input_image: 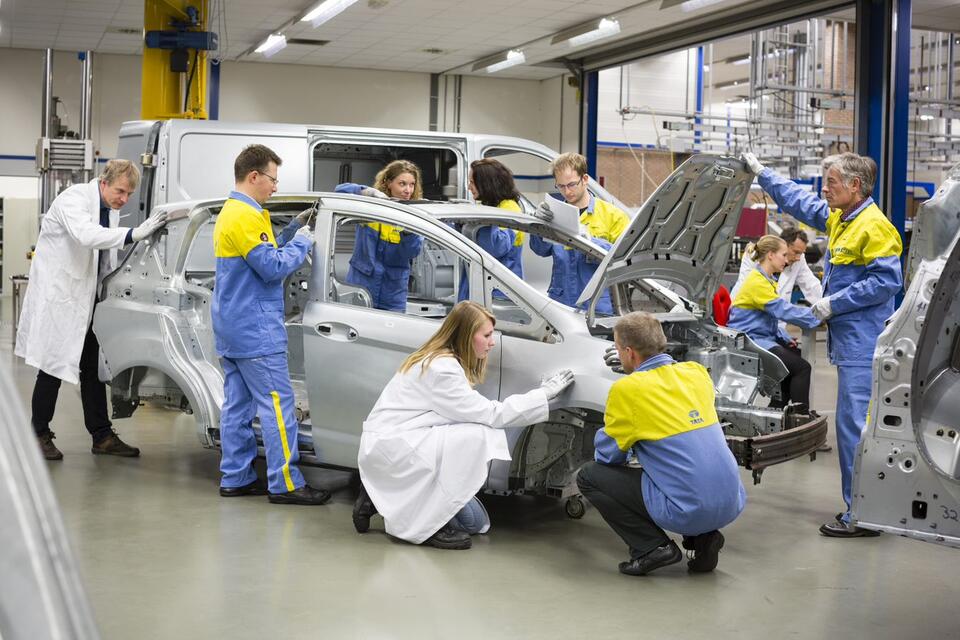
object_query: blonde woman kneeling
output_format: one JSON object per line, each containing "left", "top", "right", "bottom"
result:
{"left": 353, "top": 301, "right": 575, "bottom": 550}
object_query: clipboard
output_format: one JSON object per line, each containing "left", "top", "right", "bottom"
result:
{"left": 543, "top": 194, "right": 582, "bottom": 237}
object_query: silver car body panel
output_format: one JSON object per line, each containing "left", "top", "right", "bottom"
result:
{"left": 0, "top": 363, "right": 99, "bottom": 639}
{"left": 852, "top": 168, "right": 960, "bottom": 547}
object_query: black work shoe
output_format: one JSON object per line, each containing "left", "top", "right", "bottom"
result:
{"left": 38, "top": 431, "right": 63, "bottom": 461}
{"left": 618, "top": 541, "right": 682, "bottom": 576}
{"left": 352, "top": 484, "right": 377, "bottom": 533}
{"left": 220, "top": 480, "right": 268, "bottom": 497}
{"left": 91, "top": 431, "right": 140, "bottom": 457}
{"left": 424, "top": 525, "right": 472, "bottom": 550}
{"left": 819, "top": 520, "right": 881, "bottom": 538}
{"left": 268, "top": 484, "right": 331, "bottom": 505}
{"left": 686, "top": 531, "right": 725, "bottom": 573}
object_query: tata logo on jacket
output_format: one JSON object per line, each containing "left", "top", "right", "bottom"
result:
{"left": 688, "top": 409, "right": 704, "bottom": 425}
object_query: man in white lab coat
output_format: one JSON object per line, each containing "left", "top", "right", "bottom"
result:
{"left": 16, "top": 160, "right": 168, "bottom": 460}
{"left": 730, "top": 226, "right": 822, "bottom": 306}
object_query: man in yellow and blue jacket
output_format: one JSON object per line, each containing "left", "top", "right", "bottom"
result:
{"left": 212, "top": 145, "right": 330, "bottom": 505}
{"left": 577, "top": 312, "right": 746, "bottom": 576}
{"left": 530, "top": 152, "right": 629, "bottom": 314}
{"left": 743, "top": 151, "right": 902, "bottom": 537}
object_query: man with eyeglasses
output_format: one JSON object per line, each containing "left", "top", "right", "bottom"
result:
{"left": 212, "top": 144, "right": 330, "bottom": 505}
{"left": 531, "top": 152, "right": 629, "bottom": 314}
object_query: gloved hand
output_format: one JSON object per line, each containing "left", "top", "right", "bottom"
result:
{"left": 295, "top": 223, "right": 314, "bottom": 243}
{"left": 579, "top": 223, "right": 592, "bottom": 239}
{"left": 360, "top": 187, "right": 389, "bottom": 199}
{"left": 741, "top": 152, "right": 765, "bottom": 175}
{"left": 534, "top": 201, "right": 554, "bottom": 222}
{"left": 131, "top": 211, "right": 169, "bottom": 242}
{"left": 603, "top": 345, "right": 624, "bottom": 373}
{"left": 811, "top": 296, "right": 833, "bottom": 321}
{"left": 540, "top": 369, "right": 575, "bottom": 400}
{"left": 295, "top": 206, "right": 317, "bottom": 227}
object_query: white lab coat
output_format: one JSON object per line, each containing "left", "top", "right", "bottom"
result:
{"left": 15, "top": 179, "right": 129, "bottom": 385}
{"left": 730, "top": 253, "right": 823, "bottom": 304}
{"left": 358, "top": 355, "right": 549, "bottom": 544}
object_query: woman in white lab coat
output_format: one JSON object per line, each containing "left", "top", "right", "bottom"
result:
{"left": 354, "top": 301, "right": 575, "bottom": 550}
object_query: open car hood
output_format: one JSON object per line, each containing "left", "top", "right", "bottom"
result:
{"left": 577, "top": 155, "right": 751, "bottom": 318}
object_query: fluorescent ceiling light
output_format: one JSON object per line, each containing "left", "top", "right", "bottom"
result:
{"left": 301, "top": 0, "right": 359, "bottom": 28}
{"left": 661, "top": 0, "right": 726, "bottom": 11}
{"left": 551, "top": 17, "right": 621, "bottom": 48}
{"left": 255, "top": 34, "right": 287, "bottom": 57}
{"left": 472, "top": 49, "right": 525, "bottom": 73}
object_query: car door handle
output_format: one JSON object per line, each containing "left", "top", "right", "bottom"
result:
{"left": 315, "top": 322, "right": 359, "bottom": 342}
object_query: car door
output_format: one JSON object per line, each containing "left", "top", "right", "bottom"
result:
{"left": 302, "top": 197, "right": 500, "bottom": 468}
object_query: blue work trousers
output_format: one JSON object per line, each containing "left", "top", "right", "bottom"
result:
{"left": 449, "top": 497, "right": 490, "bottom": 534}
{"left": 219, "top": 353, "right": 305, "bottom": 495}
{"left": 836, "top": 364, "right": 872, "bottom": 522}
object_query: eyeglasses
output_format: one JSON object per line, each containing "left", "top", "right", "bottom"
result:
{"left": 555, "top": 177, "right": 584, "bottom": 191}
{"left": 258, "top": 171, "right": 279, "bottom": 185}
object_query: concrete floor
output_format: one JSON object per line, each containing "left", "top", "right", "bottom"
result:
{"left": 5, "top": 331, "right": 959, "bottom": 640}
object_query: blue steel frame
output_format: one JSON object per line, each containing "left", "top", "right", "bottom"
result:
{"left": 209, "top": 60, "right": 221, "bottom": 120}
{"left": 855, "top": 0, "right": 911, "bottom": 239}
{"left": 582, "top": 70, "right": 599, "bottom": 177}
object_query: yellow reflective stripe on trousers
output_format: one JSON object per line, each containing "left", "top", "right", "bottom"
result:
{"left": 270, "top": 391, "right": 296, "bottom": 491}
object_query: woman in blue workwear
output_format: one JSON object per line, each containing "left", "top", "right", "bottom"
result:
{"left": 742, "top": 151, "right": 902, "bottom": 538}
{"left": 728, "top": 235, "right": 821, "bottom": 413}
{"left": 458, "top": 158, "right": 525, "bottom": 300}
{"left": 335, "top": 160, "right": 424, "bottom": 312}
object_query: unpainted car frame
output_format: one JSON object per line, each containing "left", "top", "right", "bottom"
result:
{"left": 93, "top": 155, "right": 826, "bottom": 519}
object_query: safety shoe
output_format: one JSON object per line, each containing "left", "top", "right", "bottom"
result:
{"left": 220, "top": 480, "right": 268, "bottom": 497}
{"left": 683, "top": 531, "right": 725, "bottom": 573}
{"left": 819, "top": 520, "right": 881, "bottom": 538}
{"left": 424, "top": 525, "right": 472, "bottom": 550}
{"left": 38, "top": 431, "right": 63, "bottom": 461}
{"left": 91, "top": 431, "right": 140, "bottom": 457}
{"left": 268, "top": 484, "right": 331, "bottom": 505}
{"left": 618, "top": 541, "right": 682, "bottom": 576}
{"left": 352, "top": 484, "right": 378, "bottom": 533}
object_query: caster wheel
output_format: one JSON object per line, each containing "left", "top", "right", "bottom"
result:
{"left": 565, "top": 496, "right": 586, "bottom": 519}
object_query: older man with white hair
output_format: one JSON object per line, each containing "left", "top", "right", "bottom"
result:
{"left": 17, "top": 159, "right": 169, "bottom": 460}
{"left": 742, "top": 151, "right": 903, "bottom": 538}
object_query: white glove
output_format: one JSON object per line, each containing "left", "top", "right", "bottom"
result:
{"left": 360, "top": 187, "right": 389, "bottom": 199}
{"left": 579, "top": 223, "right": 592, "bottom": 239}
{"left": 295, "top": 224, "right": 314, "bottom": 243}
{"left": 540, "top": 369, "right": 575, "bottom": 400}
{"left": 603, "top": 345, "right": 624, "bottom": 374}
{"left": 295, "top": 206, "right": 316, "bottom": 226}
{"left": 741, "top": 152, "right": 764, "bottom": 175}
{"left": 535, "top": 201, "right": 554, "bottom": 222}
{"left": 131, "top": 211, "right": 169, "bottom": 242}
{"left": 811, "top": 296, "right": 832, "bottom": 321}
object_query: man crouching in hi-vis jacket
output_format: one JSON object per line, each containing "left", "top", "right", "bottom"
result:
{"left": 17, "top": 159, "right": 169, "bottom": 461}
{"left": 577, "top": 312, "right": 747, "bottom": 576}
{"left": 354, "top": 301, "right": 575, "bottom": 550}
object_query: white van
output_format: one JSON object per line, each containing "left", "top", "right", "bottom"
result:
{"left": 114, "top": 119, "right": 629, "bottom": 227}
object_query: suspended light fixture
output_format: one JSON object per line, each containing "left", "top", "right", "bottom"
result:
{"left": 301, "top": 0, "right": 359, "bottom": 28}
{"left": 472, "top": 49, "right": 526, "bottom": 74}
{"left": 255, "top": 34, "right": 287, "bottom": 57}
{"left": 551, "top": 17, "right": 621, "bottom": 48}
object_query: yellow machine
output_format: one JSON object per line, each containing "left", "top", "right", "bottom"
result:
{"left": 141, "top": 0, "right": 215, "bottom": 120}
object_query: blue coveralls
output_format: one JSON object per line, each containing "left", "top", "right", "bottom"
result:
{"left": 529, "top": 195, "right": 628, "bottom": 314}
{"left": 727, "top": 266, "right": 821, "bottom": 349}
{"left": 212, "top": 191, "right": 312, "bottom": 494}
{"left": 756, "top": 170, "right": 903, "bottom": 521}
{"left": 456, "top": 198, "right": 525, "bottom": 300}
{"left": 335, "top": 183, "right": 424, "bottom": 312}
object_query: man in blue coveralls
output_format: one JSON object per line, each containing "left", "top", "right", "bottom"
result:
{"left": 212, "top": 144, "right": 330, "bottom": 505}
{"left": 577, "top": 312, "right": 746, "bottom": 576}
{"left": 743, "top": 151, "right": 903, "bottom": 537}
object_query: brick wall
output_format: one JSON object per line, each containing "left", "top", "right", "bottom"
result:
{"left": 597, "top": 148, "right": 689, "bottom": 208}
